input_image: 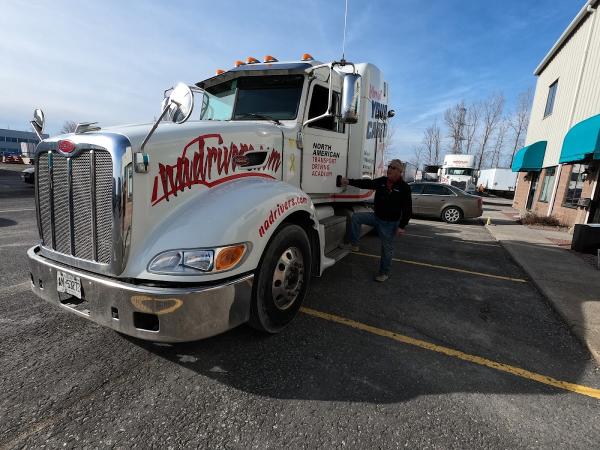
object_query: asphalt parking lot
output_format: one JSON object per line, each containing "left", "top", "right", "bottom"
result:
{"left": 1, "top": 164, "right": 600, "bottom": 448}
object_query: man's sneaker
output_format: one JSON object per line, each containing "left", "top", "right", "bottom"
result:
{"left": 374, "top": 273, "right": 389, "bottom": 282}
{"left": 339, "top": 243, "right": 360, "bottom": 252}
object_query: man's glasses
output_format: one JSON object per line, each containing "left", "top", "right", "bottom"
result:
{"left": 388, "top": 165, "right": 402, "bottom": 171}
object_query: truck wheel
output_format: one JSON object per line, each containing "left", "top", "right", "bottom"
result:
{"left": 249, "top": 224, "right": 312, "bottom": 333}
{"left": 442, "top": 206, "right": 463, "bottom": 224}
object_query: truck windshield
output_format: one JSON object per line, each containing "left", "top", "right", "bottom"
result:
{"left": 447, "top": 168, "right": 473, "bottom": 176}
{"left": 200, "top": 75, "right": 304, "bottom": 121}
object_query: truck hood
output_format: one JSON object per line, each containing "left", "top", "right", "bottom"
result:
{"left": 98, "top": 119, "right": 284, "bottom": 153}
{"left": 122, "top": 119, "right": 287, "bottom": 279}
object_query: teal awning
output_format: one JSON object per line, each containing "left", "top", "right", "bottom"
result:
{"left": 511, "top": 141, "right": 547, "bottom": 172}
{"left": 559, "top": 113, "right": 600, "bottom": 163}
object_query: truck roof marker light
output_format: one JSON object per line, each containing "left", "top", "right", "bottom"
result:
{"left": 263, "top": 55, "right": 278, "bottom": 63}
{"left": 246, "top": 56, "right": 260, "bottom": 64}
{"left": 301, "top": 53, "right": 314, "bottom": 61}
{"left": 234, "top": 60, "right": 244, "bottom": 67}
{"left": 215, "top": 69, "right": 225, "bottom": 75}
{"left": 215, "top": 244, "right": 246, "bottom": 271}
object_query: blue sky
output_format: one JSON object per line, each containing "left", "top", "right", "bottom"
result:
{"left": 0, "top": 0, "right": 582, "bottom": 161}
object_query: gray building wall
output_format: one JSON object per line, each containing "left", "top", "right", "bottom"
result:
{"left": 0, "top": 128, "right": 48, "bottom": 156}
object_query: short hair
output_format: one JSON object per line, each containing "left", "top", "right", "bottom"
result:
{"left": 389, "top": 159, "right": 404, "bottom": 171}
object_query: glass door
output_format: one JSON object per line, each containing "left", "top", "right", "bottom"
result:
{"left": 526, "top": 173, "right": 539, "bottom": 210}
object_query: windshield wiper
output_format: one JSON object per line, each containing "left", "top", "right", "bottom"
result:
{"left": 236, "top": 113, "right": 281, "bottom": 125}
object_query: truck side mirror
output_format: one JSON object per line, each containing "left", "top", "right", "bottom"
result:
{"left": 165, "top": 82, "right": 194, "bottom": 124}
{"left": 31, "top": 109, "right": 45, "bottom": 141}
{"left": 341, "top": 73, "right": 361, "bottom": 124}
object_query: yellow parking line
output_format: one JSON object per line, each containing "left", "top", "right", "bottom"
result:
{"left": 355, "top": 252, "right": 527, "bottom": 283}
{"left": 300, "top": 307, "right": 600, "bottom": 400}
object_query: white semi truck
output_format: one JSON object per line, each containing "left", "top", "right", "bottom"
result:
{"left": 27, "top": 55, "right": 400, "bottom": 342}
{"left": 438, "top": 154, "right": 476, "bottom": 192}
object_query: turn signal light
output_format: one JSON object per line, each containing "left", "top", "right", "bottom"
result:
{"left": 215, "top": 69, "right": 225, "bottom": 75}
{"left": 234, "top": 60, "right": 244, "bottom": 67}
{"left": 263, "top": 55, "right": 278, "bottom": 63}
{"left": 215, "top": 245, "right": 246, "bottom": 271}
{"left": 246, "top": 56, "right": 259, "bottom": 64}
{"left": 302, "top": 53, "right": 314, "bottom": 61}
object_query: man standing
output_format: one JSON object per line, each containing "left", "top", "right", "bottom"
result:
{"left": 339, "top": 159, "right": 412, "bottom": 282}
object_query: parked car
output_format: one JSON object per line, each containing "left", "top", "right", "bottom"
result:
{"left": 4, "top": 154, "right": 24, "bottom": 164}
{"left": 21, "top": 167, "right": 35, "bottom": 184}
{"left": 409, "top": 182, "right": 483, "bottom": 223}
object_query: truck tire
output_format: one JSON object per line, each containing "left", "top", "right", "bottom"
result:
{"left": 442, "top": 206, "right": 463, "bottom": 224}
{"left": 249, "top": 223, "right": 312, "bottom": 333}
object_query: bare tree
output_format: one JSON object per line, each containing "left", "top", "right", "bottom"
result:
{"left": 464, "top": 102, "right": 481, "bottom": 155}
{"left": 444, "top": 101, "right": 467, "bottom": 154}
{"left": 476, "top": 93, "right": 505, "bottom": 171}
{"left": 508, "top": 88, "right": 533, "bottom": 166}
{"left": 489, "top": 120, "right": 508, "bottom": 168}
{"left": 410, "top": 145, "right": 424, "bottom": 172}
{"left": 60, "top": 120, "right": 78, "bottom": 134}
{"left": 422, "top": 120, "right": 442, "bottom": 165}
{"left": 382, "top": 123, "right": 396, "bottom": 164}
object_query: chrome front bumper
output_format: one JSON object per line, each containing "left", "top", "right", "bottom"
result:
{"left": 27, "top": 246, "right": 253, "bottom": 342}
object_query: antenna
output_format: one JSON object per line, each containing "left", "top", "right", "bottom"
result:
{"left": 342, "top": 0, "right": 348, "bottom": 61}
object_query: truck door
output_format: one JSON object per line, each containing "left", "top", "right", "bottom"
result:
{"left": 300, "top": 83, "right": 348, "bottom": 194}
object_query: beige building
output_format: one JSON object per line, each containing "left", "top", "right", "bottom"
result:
{"left": 512, "top": 0, "right": 600, "bottom": 227}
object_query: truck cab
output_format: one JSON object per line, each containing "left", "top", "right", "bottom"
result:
{"left": 27, "top": 55, "right": 396, "bottom": 342}
{"left": 438, "top": 154, "right": 476, "bottom": 192}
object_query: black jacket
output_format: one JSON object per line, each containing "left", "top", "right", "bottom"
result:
{"left": 348, "top": 177, "right": 412, "bottom": 228}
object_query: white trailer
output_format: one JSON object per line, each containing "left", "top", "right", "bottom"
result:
{"left": 27, "top": 55, "right": 402, "bottom": 342}
{"left": 477, "top": 168, "right": 517, "bottom": 197}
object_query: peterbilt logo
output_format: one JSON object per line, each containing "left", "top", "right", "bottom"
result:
{"left": 58, "top": 140, "right": 76, "bottom": 153}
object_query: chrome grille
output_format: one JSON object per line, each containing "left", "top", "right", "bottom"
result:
{"left": 72, "top": 153, "right": 93, "bottom": 260}
{"left": 451, "top": 180, "right": 467, "bottom": 190}
{"left": 36, "top": 154, "right": 52, "bottom": 248}
{"left": 53, "top": 156, "right": 71, "bottom": 254}
{"left": 95, "top": 152, "right": 114, "bottom": 264}
{"left": 36, "top": 150, "right": 114, "bottom": 264}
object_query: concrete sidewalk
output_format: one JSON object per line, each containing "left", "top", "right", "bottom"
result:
{"left": 482, "top": 201, "right": 600, "bottom": 364}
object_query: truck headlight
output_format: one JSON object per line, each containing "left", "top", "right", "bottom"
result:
{"left": 148, "top": 244, "right": 247, "bottom": 275}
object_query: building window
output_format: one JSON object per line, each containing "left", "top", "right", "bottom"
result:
{"left": 563, "top": 164, "right": 585, "bottom": 208}
{"left": 543, "top": 80, "right": 558, "bottom": 118}
{"left": 538, "top": 166, "right": 556, "bottom": 202}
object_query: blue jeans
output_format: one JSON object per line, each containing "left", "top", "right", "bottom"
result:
{"left": 349, "top": 212, "right": 399, "bottom": 275}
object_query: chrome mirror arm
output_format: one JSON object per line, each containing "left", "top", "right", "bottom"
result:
{"left": 30, "top": 120, "right": 44, "bottom": 141}
{"left": 140, "top": 99, "right": 181, "bottom": 153}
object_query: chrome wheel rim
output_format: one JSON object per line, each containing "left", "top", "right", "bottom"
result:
{"left": 444, "top": 208, "right": 460, "bottom": 223}
{"left": 272, "top": 246, "right": 304, "bottom": 310}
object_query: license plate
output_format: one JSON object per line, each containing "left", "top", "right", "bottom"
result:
{"left": 57, "top": 271, "right": 81, "bottom": 299}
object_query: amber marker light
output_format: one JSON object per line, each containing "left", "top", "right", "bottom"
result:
{"left": 301, "top": 53, "right": 314, "bottom": 61}
{"left": 246, "top": 56, "right": 260, "bottom": 64}
{"left": 215, "top": 244, "right": 247, "bottom": 271}
{"left": 263, "top": 55, "right": 278, "bottom": 63}
{"left": 234, "top": 60, "right": 244, "bottom": 67}
{"left": 215, "top": 69, "right": 225, "bottom": 75}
